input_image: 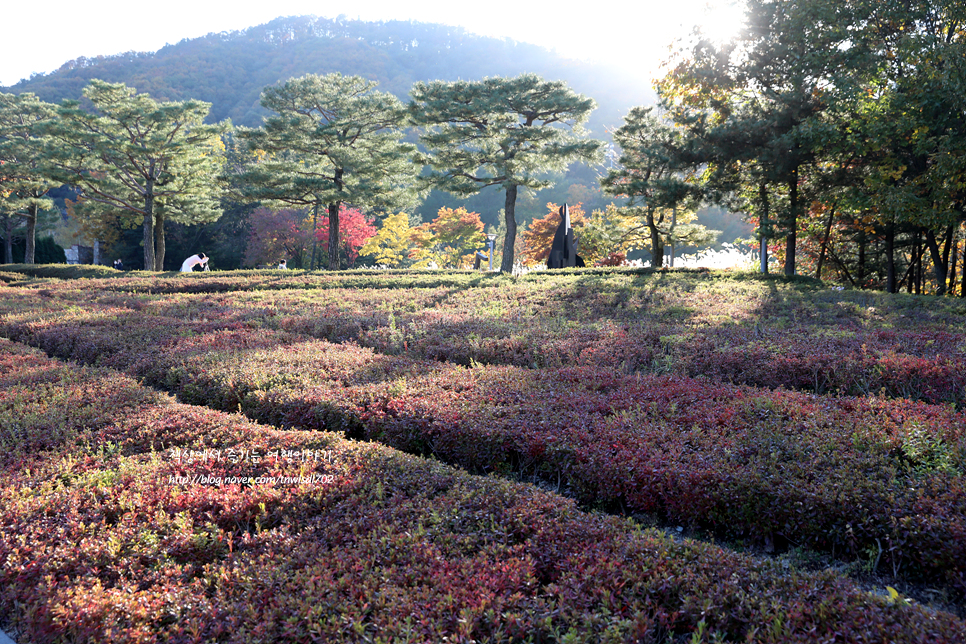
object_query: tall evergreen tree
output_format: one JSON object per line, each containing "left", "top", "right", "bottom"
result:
{"left": 40, "top": 80, "right": 227, "bottom": 270}
{"left": 600, "top": 106, "right": 708, "bottom": 265}
{"left": 410, "top": 73, "right": 603, "bottom": 272}
{"left": 0, "top": 92, "right": 57, "bottom": 264}
{"left": 235, "top": 73, "right": 419, "bottom": 271}
{"left": 660, "top": 0, "right": 866, "bottom": 276}
{"left": 853, "top": 0, "right": 966, "bottom": 293}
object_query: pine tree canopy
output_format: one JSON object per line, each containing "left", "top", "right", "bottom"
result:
{"left": 38, "top": 80, "right": 227, "bottom": 270}
{"left": 410, "top": 73, "right": 603, "bottom": 271}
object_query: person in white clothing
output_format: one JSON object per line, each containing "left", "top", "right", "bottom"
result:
{"left": 180, "top": 253, "right": 209, "bottom": 272}
{"left": 278, "top": 259, "right": 287, "bottom": 269}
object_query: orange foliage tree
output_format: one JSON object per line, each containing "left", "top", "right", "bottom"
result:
{"left": 411, "top": 207, "right": 485, "bottom": 268}
{"left": 522, "top": 203, "right": 587, "bottom": 264}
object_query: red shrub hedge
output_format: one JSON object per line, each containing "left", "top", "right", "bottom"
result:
{"left": 6, "top": 271, "right": 965, "bottom": 405}
{"left": 2, "top": 340, "right": 965, "bottom": 642}
{"left": 3, "top": 302, "right": 965, "bottom": 589}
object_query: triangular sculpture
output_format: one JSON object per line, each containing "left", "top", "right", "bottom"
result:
{"left": 547, "top": 203, "right": 584, "bottom": 268}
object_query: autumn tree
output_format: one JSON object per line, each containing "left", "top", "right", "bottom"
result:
{"left": 39, "top": 80, "right": 227, "bottom": 270}
{"left": 245, "top": 204, "right": 377, "bottom": 269}
{"left": 359, "top": 212, "right": 416, "bottom": 267}
{"left": 523, "top": 202, "right": 588, "bottom": 264}
{"left": 315, "top": 205, "right": 377, "bottom": 268}
{"left": 411, "top": 206, "right": 484, "bottom": 268}
{"left": 243, "top": 207, "right": 317, "bottom": 268}
{"left": 410, "top": 74, "right": 603, "bottom": 272}
{"left": 236, "top": 73, "right": 419, "bottom": 271}
{"left": 0, "top": 93, "right": 57, "bottom": 264}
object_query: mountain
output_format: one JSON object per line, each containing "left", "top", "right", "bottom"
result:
{"left": 2, "top": 15, "right": 654, "bottom": 133}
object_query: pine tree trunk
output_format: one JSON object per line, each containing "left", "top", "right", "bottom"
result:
{"left": 3, "top": 214, "right": 13, "bottom": 264}
{"left": 24, "top": 203, "right": 38, "bottom": 265}
{"left": 154, "top": 212, "right": 166, "bottom": 271}
{"left": 919, "top": 234, "right": 926, "bottom": 294}
{"left": 961, "top": 235, "right": 966, "bottom": 298}
{"left": 328, "top": 168, "right": 344, "bottom": 271}
{"left": 785, "top": 171, "right": 797, "bottom": 277}
{"left": 924, "top": 228, "right": 948, "bottom": 295}
{"left": 647, "top": 209, "right": 664, "bottom": 267}
{"left": 816, "top": 204, "right": 835, "bottom": 280}
{"left": 327, "top": 201, "right": 341, "bottom": 271}
{"left": 949, "top": 229, "right": 958, "bottom": 297}
{"left": 942, "top": 224, "right": 954, "bottom": 270}
{"left": 143, "top": 183, "right": 156, "bottom": 271}
{"left": 310, "top": 202, "right": 320, "bottom": 271}
{"left": 668, "top": 207, "right": 676, "bottom": 267}
{"left": 872, "top": 236, "right": 878, "bottom": 283}
{"left": 759, "top": 184, "right": 769, "bottom": 275}
{"left": 942, "top": 224, "right": 955, "bottom": 295}
{"left": 500, "top": 184, "right": 518, "bottom": 273}
{"left": 906, "top": 235, "right": 919, "bottom": 295}
{"left": 857, "top": 231, "right": 866, "bottom": 286}
{"left": 913, "top": 232, "right": 921, "bottom": 295}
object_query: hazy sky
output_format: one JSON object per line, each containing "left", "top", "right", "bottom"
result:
{"left": 1, "top": 1, "right": 746, "bottom": 88}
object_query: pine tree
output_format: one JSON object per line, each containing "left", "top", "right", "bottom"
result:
{"left": 39, "top": 80, "right": 227, "bottom": 270}
{"left": 600, "top": 106, "right": 708, "bottom": 265}
{"left": 853, "top": 0, "right": 966, "bottom": 293}
{"left": 659, "top": 0, "right": 865, "bottom": 276}
{"left": 235, "top": 73, "right": 419, "bottom": 271}
{"left": 0, "top": 93, "right": 58, "bottom": 265}
{"left": 410, "top": 73, "right": 603, "bottom": 273}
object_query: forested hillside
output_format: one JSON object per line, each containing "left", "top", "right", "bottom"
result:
{"left": 2, "top": 15, "right": 651, "bottom": 132}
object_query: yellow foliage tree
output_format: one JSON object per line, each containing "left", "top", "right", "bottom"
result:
{"left": 359, "top": 212, "right": 414, "bottom": 267}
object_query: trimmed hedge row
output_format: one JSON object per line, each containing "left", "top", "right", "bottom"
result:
{"left": 2, "top": 300, "right": 964, "bottom": 591}
{"left": 5, "top": 340, "right": 964, "bottom": 642}
{"left": 7, "top": 271, "right": 965, "bottom": 406}
{"left": 0, "top": 264, "right": 509, "bottom": 292}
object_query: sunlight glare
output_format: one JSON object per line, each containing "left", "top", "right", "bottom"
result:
{"left": 696, "top": 1, "right": 747, "bottom": 45}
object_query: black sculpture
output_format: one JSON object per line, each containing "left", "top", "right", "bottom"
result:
{"left": 547, "top": 204, "right": 584, "bottom": 268}
{"left": 473, "top": 250, "right": 488, "bottom": 270}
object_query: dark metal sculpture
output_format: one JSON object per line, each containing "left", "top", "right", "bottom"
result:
{"left": 473, "top": 250, "right": 488, "bottom": 270}
{"left": 547, "top": 204, "right": 584, "bottom": 268}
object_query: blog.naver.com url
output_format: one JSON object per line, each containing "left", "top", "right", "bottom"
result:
{"left": 167, "top": 473, "right": 338, "bottom": 487}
